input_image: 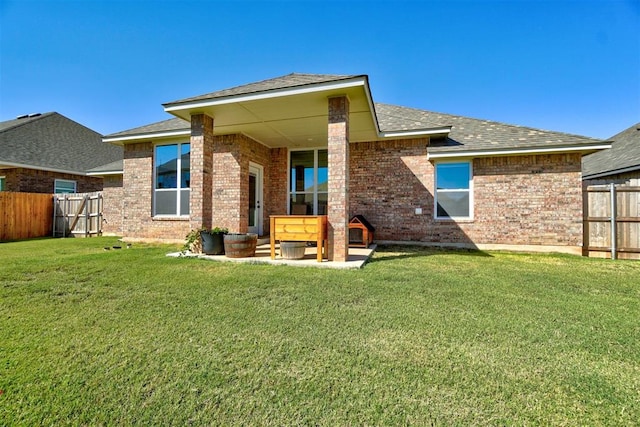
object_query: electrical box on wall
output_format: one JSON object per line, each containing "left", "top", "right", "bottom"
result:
{"left": 415, "top": 207, "right": 423, "bottom": 215}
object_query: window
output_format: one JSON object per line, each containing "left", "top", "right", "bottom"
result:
{"left": 154, "top": 142, "right": 190, "bottom": 216}
{"left": 0, "top": 176, "right": 5, "bottom": 191}
{"left": 289, "top": 149, "right": 328, "bottom": 215}
{"left": 435, "top": 162, "right": 472, "bottom": 219}
{"left": 54, "top": 179, "right": 77, "bottom": 194}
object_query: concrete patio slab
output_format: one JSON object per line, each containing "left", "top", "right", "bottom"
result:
{"left": 169, "top": 243, "right": 376, "bottom": 269}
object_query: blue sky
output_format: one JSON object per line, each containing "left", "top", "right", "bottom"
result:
{"left": 1, "top": 0, "right": 638, "bottom": 139}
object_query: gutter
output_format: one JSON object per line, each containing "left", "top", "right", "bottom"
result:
{"left": 427, "top": 142, "right": 612, "bottom": 160}
{"left": 582, "top": 164, "right": 640, "bottom": 180}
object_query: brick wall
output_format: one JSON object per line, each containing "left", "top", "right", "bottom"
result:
{"left": 118, "top": 132, "right": 584, "bottom": 250}
{"left": 350, "top": 138, "right": 583, "bottom": 249}
{"left": 102, "top": 175, "right": 123, "bottom": 235}
{"left": 238, "top": 134, "right": 272, "bottom": 235}
{"left": 268, "top": 147, "right": 289, "bottom": 221}
{"left": 1, "top": 168, "right": 103, "bottom": 193}
{"left": 121, "top": 141, "right": 190, "bottom": 241}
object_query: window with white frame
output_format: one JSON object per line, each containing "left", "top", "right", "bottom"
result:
{"left": 435, "top": 162, "right": 472, "bottom": 219}
{"left": 289, "top": 149, "right": 328, "bottom": 215}
{"left": 0, "top": 176, "right": 5, "bottom": 191}
{"left": 54, "top": 179, "right": 77, "bottom": 194}
{"left": 154, "top": 142, "right": 190, "bottom": 216}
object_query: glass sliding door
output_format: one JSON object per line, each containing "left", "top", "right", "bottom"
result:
{"left": 289, "top": 149, "right": 328, "bottom": 215}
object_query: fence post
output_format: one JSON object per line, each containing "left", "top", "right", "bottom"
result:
{"left": 84, "top": 194, "right": 91, "bottom": 238}
{"left": 610, "top": 182, "right": 617, "bottom": 260}
{"left": 582, "top": 187, "right": 589, "bottom": 256}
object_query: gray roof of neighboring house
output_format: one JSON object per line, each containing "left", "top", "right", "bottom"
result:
{"left": 582, "top": 122, "right": 640, "bottom": 179}
{"left": 0, "top": 112, "right": 123, "bottom": 174}
{"left": 164, "top": 73, "right": 360, "bottom": 106}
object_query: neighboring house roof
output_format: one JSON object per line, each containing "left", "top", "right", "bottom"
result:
{"left": 0, "top": 112, "right": 123, "bottom": 175}
{"left": 104, "top": 73, "right": 608, "bottom": 159}
{"left": 582, "top": 122, "right": 640, "bottom": 179}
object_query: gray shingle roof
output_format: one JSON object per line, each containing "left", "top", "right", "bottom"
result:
{"left": 86, "top": 159, "right": 124, "bottom": 174}
{"left": 105, "top": 117, "right": 188, "bottom": 139}
{"left": 375, "top": 103, "right": 604, "bottom": 153}
{"left": 164, "top": 73, "right": 360, "bottom": 106}
{"left": 0, "top": 112, "right": 123, "bottom": 174}
{"left": 108, "top": 73, "right": 605, "bottom": 155}
{"left": 582, "top": 122, "right": 640, "bottom": 178}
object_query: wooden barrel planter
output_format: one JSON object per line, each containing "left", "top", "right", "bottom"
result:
{"left": 280, "top": 241, "right": 306, "bottom": 260}
{"left": 224, "top": 233, "right": 258, "bottom": 258}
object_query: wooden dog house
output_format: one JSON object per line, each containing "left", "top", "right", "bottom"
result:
{"left": 348, "top": 215, "right": 375, "bottom": 248}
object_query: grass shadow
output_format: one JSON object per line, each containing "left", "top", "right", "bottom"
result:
{"left": 368, "top": 244, "right": 493, "bottom": 264}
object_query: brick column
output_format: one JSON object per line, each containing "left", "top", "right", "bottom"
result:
{"left": 327, "top": 96, "right": 350, "bottom": 262}
{"left": 189, "top": 113, "right": 214, "bottom": 230}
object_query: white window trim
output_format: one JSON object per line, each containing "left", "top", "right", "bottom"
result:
{"left": 288, "top": 147, "right": 328, "bottom": 215}
{"left": 434, "top": 161, "right": 474, "bottom": 220}
{"left": 54, "top": 179, "right": 77, "bottom": 194}
{"left": 153, "top": 141, "right": 190, "bottom": 218}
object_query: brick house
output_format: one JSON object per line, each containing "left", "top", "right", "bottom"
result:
{"left": 0, "top": 112, "right": 123, "bottom": 194}
{"left": 103, "top": 74, "right": 609, "bottom": 260}
{"left": 583, "top": 122, "right": 640, "bottom": 186}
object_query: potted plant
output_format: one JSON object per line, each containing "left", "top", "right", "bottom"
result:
{"left": 200, "top": 227, "right": 229, "bottom": 255}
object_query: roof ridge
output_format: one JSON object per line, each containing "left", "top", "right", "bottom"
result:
{"left": 164, "top": 73, "right": 362, "bottom": 107}
{"left": 0, "top": 112, "right": 56, "bottom": 134}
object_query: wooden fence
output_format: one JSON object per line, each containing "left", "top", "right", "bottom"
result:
{"left": 583, "top": 184, "right": 640, "bottom": 259}
{"left": 53, "top": 192, "right": 103, "bottom": 238}
{"left": 0, "top": 192, "right": 54, "bottom": 241}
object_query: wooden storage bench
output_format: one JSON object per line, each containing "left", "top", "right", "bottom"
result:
{"left": 270, "top": 215, "right": 328, "bottom": 262}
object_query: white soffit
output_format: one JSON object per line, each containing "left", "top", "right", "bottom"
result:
{"left": 164, "top": 80, "right": 379, "bottom": 148}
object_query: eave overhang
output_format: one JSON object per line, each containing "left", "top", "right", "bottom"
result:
{"left": 427, "top": 142, "right": 612, "bottom": 160}
{"left": 103, "top": 129, "right": 191, "bottom": 145}
{"left": 582, "top": 164, "right": 640, "bottom": 180}
{"left": 0, "top": 161, "right": 87, "bottom": 176}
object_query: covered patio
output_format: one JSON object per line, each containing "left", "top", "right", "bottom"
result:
{"left": 161, "top": 74, "right": 447, "bottom": 262}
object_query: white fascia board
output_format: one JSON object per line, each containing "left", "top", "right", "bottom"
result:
{"left": 381, "top": 127, "right": 451, "bottom": 139}
{"left": 0, "top": 161, "right": 86, "bottom": 176}
{"left": 87, "top": 170, "right": 123, "bottom": 176}
{"left": 164, "top": 77, "right": 369, "bottom": 112}
{"left": 103, "top": 129, "right": 190, "bottom": 143}
{"left": 427, "top": 143, "right": 612, "bottom": 160}
{"left": 582, "top": 164, "right": 640, "bottom": 180}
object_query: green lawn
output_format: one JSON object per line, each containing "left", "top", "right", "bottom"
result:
{"left": 1, "top": 237, "right": 639, "bottom": 425}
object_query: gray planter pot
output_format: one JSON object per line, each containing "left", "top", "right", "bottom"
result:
{"left": 280, "top": 241, "right": 306, "bottom": 260}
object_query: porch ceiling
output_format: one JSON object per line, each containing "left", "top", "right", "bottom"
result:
{"left": 165, "top": 84, "right": 379, "bottom": 149}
